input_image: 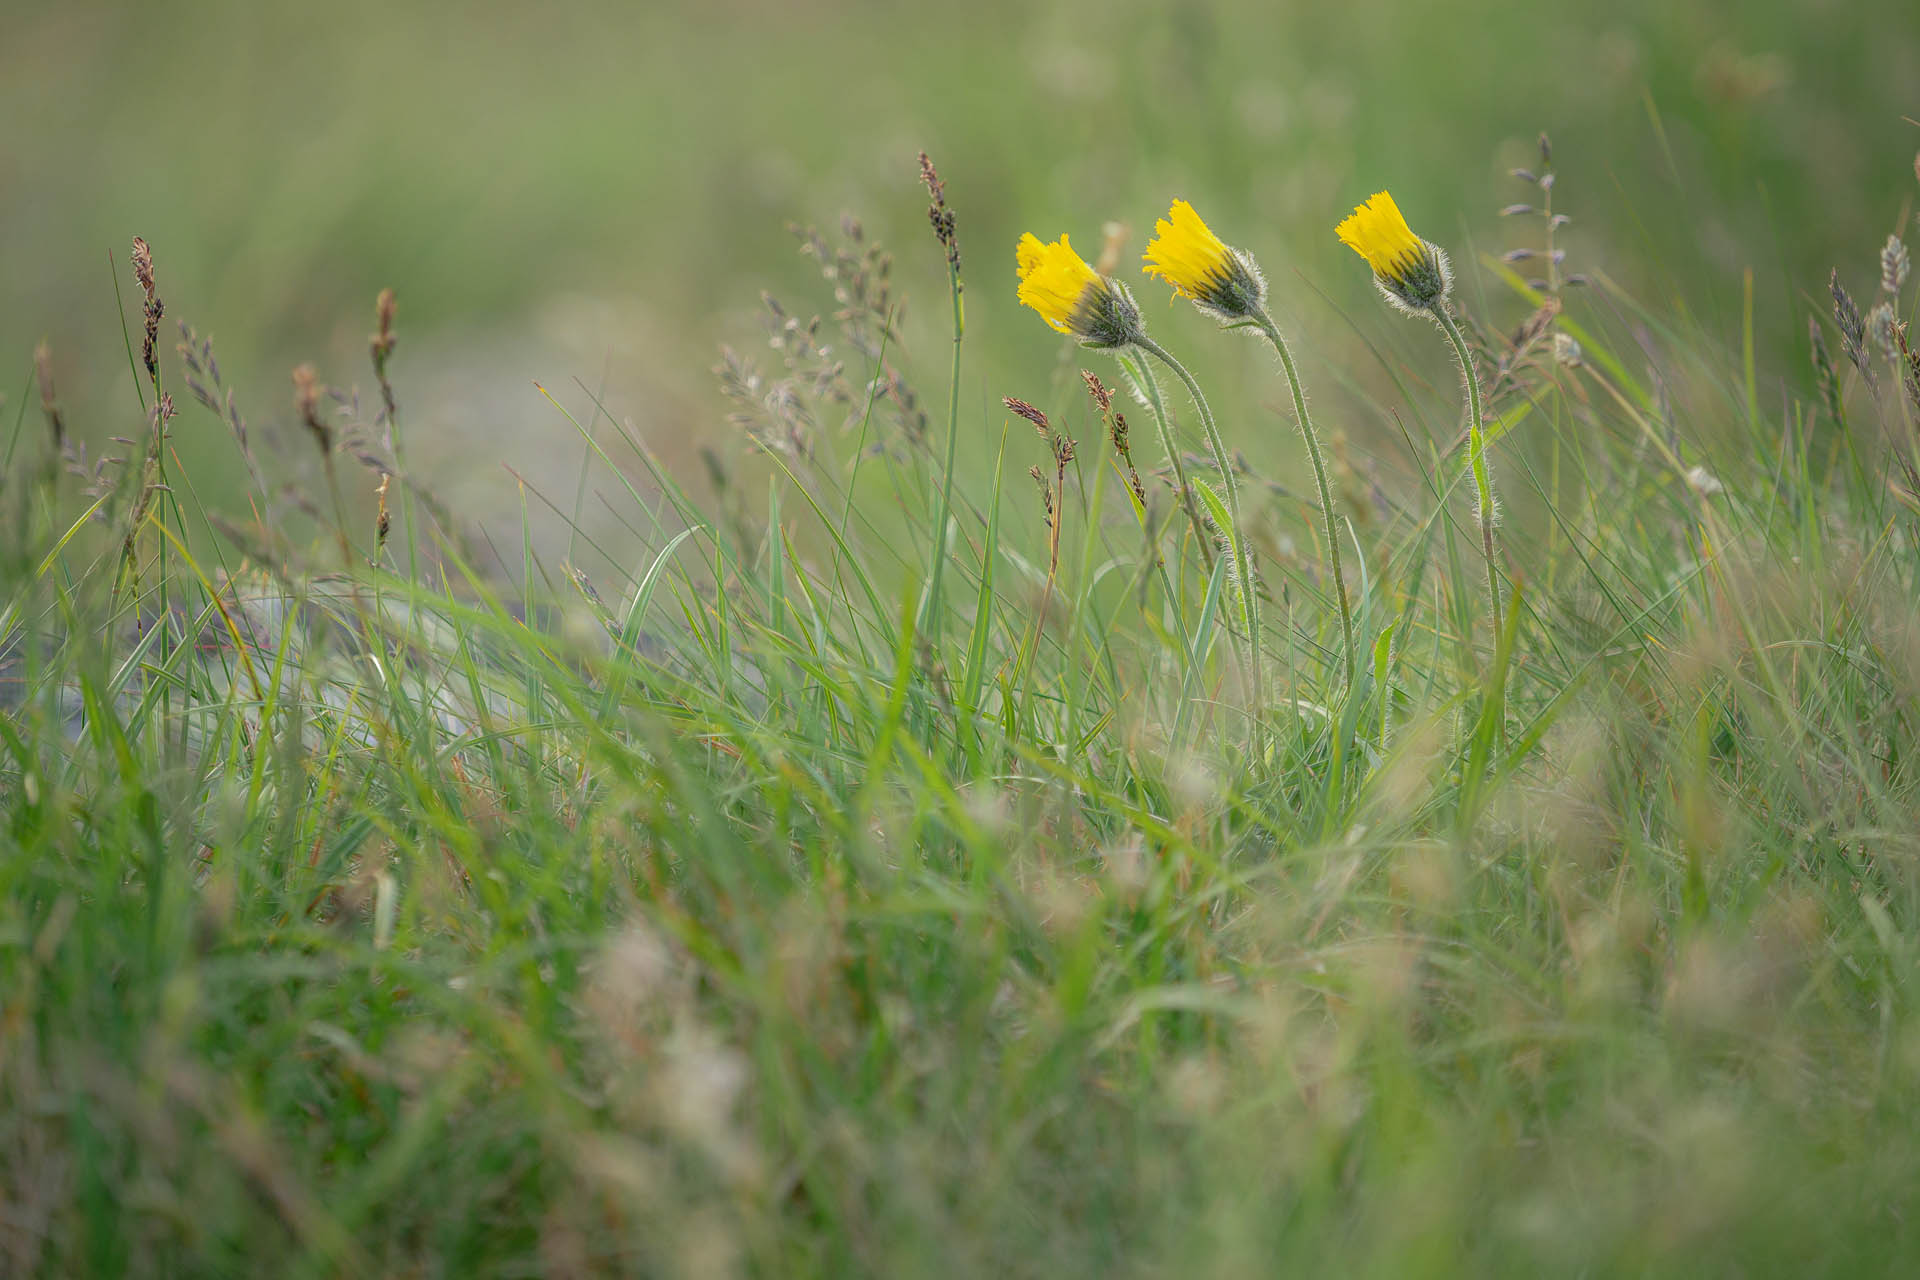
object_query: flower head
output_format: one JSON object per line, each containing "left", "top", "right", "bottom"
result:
{"left": 1336, "top": 191, "right": 1451, "bottom": 314}
{"left": 1142, "top": 199, "right": 1266, "bottom": 322}
{"left": 1016, "top": 232, "right": 1143, "bottom": 348}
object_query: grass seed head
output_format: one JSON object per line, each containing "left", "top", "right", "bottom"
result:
{"left": 1830, "top": 269, "right": 1874, "bottom": 383}
{"left": 918, "top": 150, "right": 960, "bottom": 283}
{"left": 1883, "top": 234, "right": 1910, "bottom": 294}
{"left": 1003, "top": 396, "right": 1050, "bottom": 436}
{"left": 131, "top": 236, "right": 164, "bottom": 381}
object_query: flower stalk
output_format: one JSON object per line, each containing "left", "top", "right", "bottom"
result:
{"left": 1251, "top": 309, "right": 1354, "bottom": 682}
{"left": 1130, "top": 333, "right": 1265, "bottom": 732}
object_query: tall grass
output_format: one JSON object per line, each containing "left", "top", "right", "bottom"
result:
{"left": 5, "top": 145, "right": 1920, "bottom": 1278}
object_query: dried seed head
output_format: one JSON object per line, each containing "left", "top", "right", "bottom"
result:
{"left": 1081, "top": 370, "right": 1113, "bottom": 414}
{"left": 1003, "top": 396, "right": 1050, "bottom": 435}
{"left": 131, "top": 237, "right": 156, "bottom": 297}
{"left": 132, "top": 236, "right": 165, "bottom": 381}
{"left": 1028, "top": 465, "right": 1054, "bottom": 522}
{"left": 1882, "top": 235, "right": 1910, "bottom": 294}
{"left": 918, "top": 151, "right": 960, "bottom": 280}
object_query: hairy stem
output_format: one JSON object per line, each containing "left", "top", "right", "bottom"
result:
{"left": 1133, "top": 335, "right": 1265, "bottom": 754}
{"left": 1254, "top": 309, "right": 1354, "bottom": 683}
{"left": 1118, "top": 352, "right": 1214, "bottom": 572}
{"left": 1437, "top": 309, "right": 1503, "bottom": 650}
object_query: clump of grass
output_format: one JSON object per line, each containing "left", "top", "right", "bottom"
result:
{"left": 6, "top": 142, "right": 1920, "bottom": 1279}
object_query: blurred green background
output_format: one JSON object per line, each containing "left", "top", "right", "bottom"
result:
{"left": 5, "top": 0, "right": 1915, "bottom": 550}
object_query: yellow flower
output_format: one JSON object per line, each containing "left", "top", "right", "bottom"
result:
{"left": 1016, "top": 233, "right": 1099, "bottom": 334}
{"left": 1016, "top": 232, "right": 1143, "bottom": 347}
{"left": 1142, "top": 200, "right": 1265, "bottom": 321}
{"left": 1143, "top": 201, "right": 1231, "bottom": 300}
{"left": 1336, "top": 192, "right": 1423, "bottom": 280}
{"left": 1336, "top": 190, "right": 1451, "bottom": 312}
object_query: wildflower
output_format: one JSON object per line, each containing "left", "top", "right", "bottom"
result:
{"left": 1142, "top": 199, "right": 1266, "bottom": 322}
{"left": 1015, "top": 233, "right": 1142, "bottom": 347}
{"left": 1339, "top": 188, "right": 1501, "bottom": 656}
{"left": 1336, "top": 191, "right": 1452, "bottom": 313}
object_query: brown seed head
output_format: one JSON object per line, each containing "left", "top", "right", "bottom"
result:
{"left": 918, "top": 150, "right": 960, "bottom": 277}
{"left": 1080, "top": 370, "right": 1113, "bottom": 414}
{"left": 1004, "top": 396, "right": 1050, "bottom": 435}
{"left": 131, "top": 237, "right": 156, "bottom": 297}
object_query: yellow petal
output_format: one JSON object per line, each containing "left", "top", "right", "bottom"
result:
{"left": 1335, "top": 190, "right": 1425, "bottom": 283}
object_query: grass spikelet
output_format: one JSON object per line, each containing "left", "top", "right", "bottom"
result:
{"left": 1883, "top": 233, "right": 1910, "bottom": 293}
{"left": 1831, "top": 268, "right": 1876, "bottom": 384}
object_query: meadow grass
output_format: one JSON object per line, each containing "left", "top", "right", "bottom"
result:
{"left": 5, "top": 143, "right": 1920, "bottom": 1278}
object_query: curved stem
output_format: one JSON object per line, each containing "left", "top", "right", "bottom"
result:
{"left": 1436, "top": 309, "right": 1503, "bottom": 648}
{"left": 1254, "top": 309, "right": 1354, "bottom": 684}
{"left": 1133, "top": 334, "right": 1265, "bottom": 753}
{"left": 1118, "top": 352, "right": 1213, "bottom": 573}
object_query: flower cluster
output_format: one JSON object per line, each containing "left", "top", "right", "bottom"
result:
{"left": 1009, "top": 185, "right": 1470, "bottom": 708}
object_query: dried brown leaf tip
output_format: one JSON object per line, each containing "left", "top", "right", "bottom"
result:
{"left": 371, "top": 287, "right": 399, "bottom": 428}
{"left": 372, "top": 289, "right": 398, "bottom": 363}
{"left": 131, "top": 236, "right": 164, "bottom": 382}
{"left": 34, "top": 341, "right": 63, "bottom": 447}
{"left": 292, "top": 363, "right": 331, "bottom": 454}
{"left": 919, "top": 151, "right": 960, "bottom": 282}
